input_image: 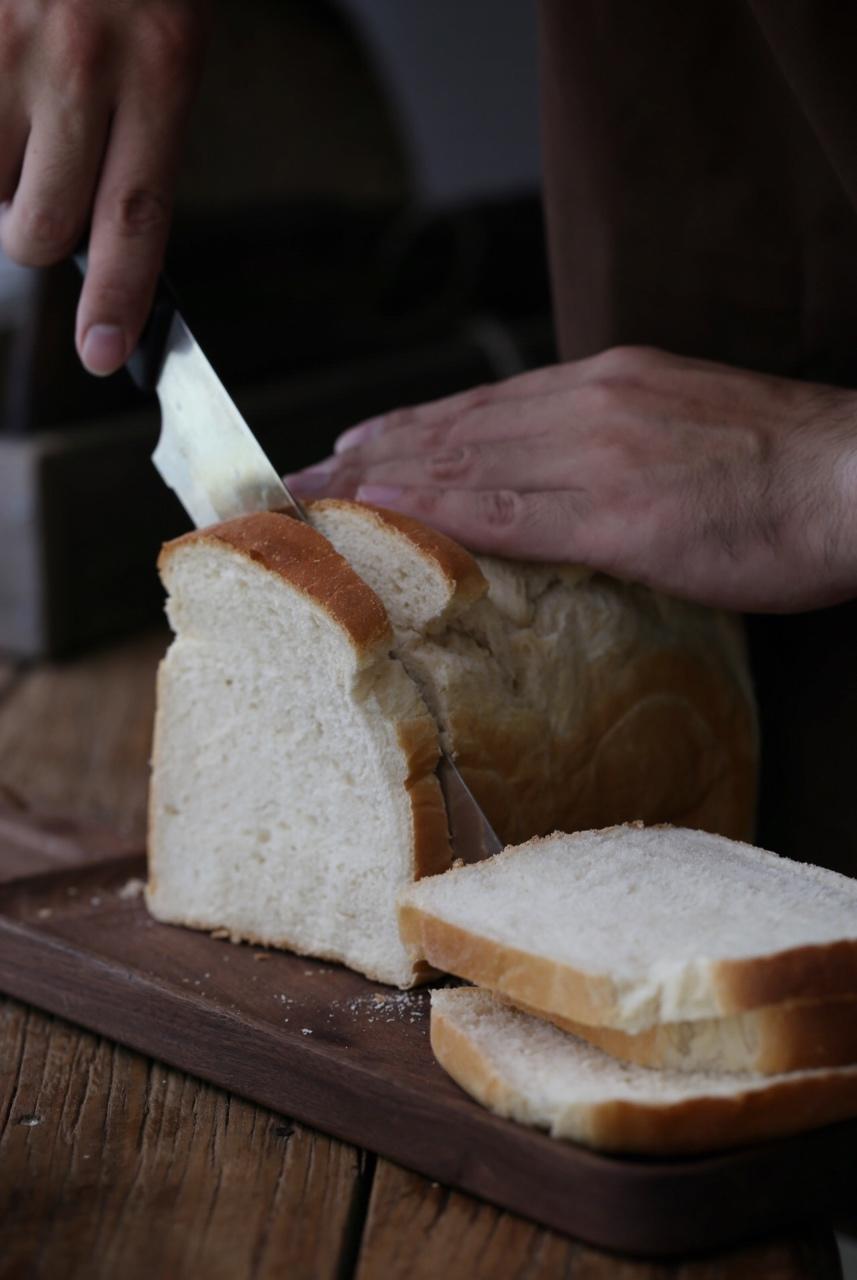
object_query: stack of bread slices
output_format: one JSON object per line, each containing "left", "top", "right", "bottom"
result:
{"left": 398, "top": 823, "right": 857, "bottom": 1155}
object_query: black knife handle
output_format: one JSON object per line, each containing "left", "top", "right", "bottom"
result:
{"left": 73, "top": 249, "right": 177, "bottom": 394}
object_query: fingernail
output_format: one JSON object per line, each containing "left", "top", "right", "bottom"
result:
{"left": 335, "top": 416, "right": 386, "bottom": 454}
{"left": 284, "top": 465, "right": 333, "bottom": 494}
{"left": 356, "top": 484, "right": 404, "bottom": 507}
{"left": 80, "top": 324, "right": 127, "bottom": 376}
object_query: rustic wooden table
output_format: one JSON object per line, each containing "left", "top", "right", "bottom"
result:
{"left": 0, "top": 630, "right": 847, "bottom": 1280}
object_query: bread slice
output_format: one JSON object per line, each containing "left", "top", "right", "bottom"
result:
{"left": 431, "top": 987, "right": 857, "bottom": 1154}
{"left": 399, "top": 825, "right": 857, "bottom": 1031}
{"left": 147, "top": 512, "right": 451, "bottom": 986}
{"left": 310, "top": 500, "right": 758, "bottom": 845}
{"left": 517, "top": 995, "right": 857, "bottom": 1075}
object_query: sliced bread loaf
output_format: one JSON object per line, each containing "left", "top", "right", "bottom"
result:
{"left": 149, "top": 501, "right": 759, "bottom": 989}
{"left": 515, "top": 995, "right": 857, "bottom": 1074}
{"left": 147, "top": 512, "right": 451, "bottom": 986}
{"left": 431, "top": 987, "right": 857, "bottom": 1154}
{"left": 400, "top": 825, "right": 857, "bottom": 1030}
{"left": 309, "top": 500, "right": 758, "bottom": 845}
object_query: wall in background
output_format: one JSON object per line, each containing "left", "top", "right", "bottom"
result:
{"left": 339, "top": 0, "right": 541, "bottom": 207}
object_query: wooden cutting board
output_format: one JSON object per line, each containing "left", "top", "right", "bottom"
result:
{"left": 1, "top": 817, "right": 855, "bottom": 1259}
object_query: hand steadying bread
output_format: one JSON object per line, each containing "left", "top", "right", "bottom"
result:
{"left": 148, "top": 501, "right": 756, "bottom": 985}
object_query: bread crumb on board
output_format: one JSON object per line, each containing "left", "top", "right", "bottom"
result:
{"left": 118, "top": 878, "right": 146, "bottom": 901}
{"left": 329, "top": 991, "right": 428, "bottom": 1026}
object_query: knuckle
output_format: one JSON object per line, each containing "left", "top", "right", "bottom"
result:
{"left": 410, "top": 488, "right": 443, "bottom": 519}
{"left": 417, "top": 420, "right": 454, "bottom": 451}
{"left": 2, "top": 206, "right": 77, "bottom": 264}
{"left": 384, "top": 407, "right": 417, "bottom": 432}
{"left": 456, "top": 384, "right": 494, "bottom": 415}
{"left": 109, "top": 187, "right": 171, "bottom": 237}
{"left": 425, "top": 444, "right": 474, "bottom": 481}
{"left": 573, "top": 379, "right": 623, "bottom": 418}
{"left": 594, "top": 344, "right": 662, "bottom": 381}
{"left": 138, "top": 3, "right": 200, "bottom": 76}
{"left": 476, "top": 489, "right": 522, "bottom": 530}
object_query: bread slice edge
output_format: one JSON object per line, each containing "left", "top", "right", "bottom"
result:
{"left": 506, "top": 993, "right": 857, "bottom": 1074}
{"left": 430, "top": 988, "right": 857, "bottom": 1154}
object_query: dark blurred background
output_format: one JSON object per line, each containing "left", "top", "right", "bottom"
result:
{"left": 0, "top": 0, "right": 554, "bottom": 657}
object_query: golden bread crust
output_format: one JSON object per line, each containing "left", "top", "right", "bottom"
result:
{"left": 308, "top": 499, "right": 487, "bottom": 611}
{"left": 159, "top": 511, "right": 392, "bottom": 659}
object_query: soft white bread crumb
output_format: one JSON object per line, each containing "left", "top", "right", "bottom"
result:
{"left": 430, "top": 987, "right": 857, "bottom": 1154}
{"left": 147, "top": 513, "right": 449, "bottom": 987}
{"left": 400, "top": 825, "right": 857, "bottom": 1030}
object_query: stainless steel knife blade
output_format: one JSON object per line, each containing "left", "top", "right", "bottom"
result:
{"left": 151, "top": 313, "right": 306, "bottom": 527}
{"left": 437, "top": 754, "right": 504, "bottom": 863}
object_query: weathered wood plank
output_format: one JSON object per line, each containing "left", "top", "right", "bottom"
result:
{"left": 0, "top": 997, "right": 367, "bottom": 1280}
{"left": 355, "top": 1161, "right": 842, "bottom": 1280}
{"left": 0, "top": 629, "right": 164, "bottom": 839}
{"left": 2, "top": 850, "right": 855, "bottom": 1260}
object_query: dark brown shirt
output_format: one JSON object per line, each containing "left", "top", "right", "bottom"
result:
{"left": 537, "top": 1, "right": 857, "bottom": 873}
{"left": 538, "top": 1, "right": 857, "bottom": 385}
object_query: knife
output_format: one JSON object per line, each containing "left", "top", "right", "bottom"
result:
{"left": 76, "top": 263, "right": 503, "bottom": 864}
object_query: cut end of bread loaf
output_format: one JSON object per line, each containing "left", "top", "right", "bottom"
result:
{"left": 400, "top": 825, "right": 857, "bottom": 1030}
{"left": 430, "top": 987, "right": 857, "bottom": 1154}
{"left": 148, "top": 511, "right": 451, "bottom": 987}
{"left": 308, "top": 499, "right": 487, "bottom": 632}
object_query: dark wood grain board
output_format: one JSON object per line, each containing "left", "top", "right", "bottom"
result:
{"left": 0, "top": 800, "right": 140, "bottom": 883}
{"left": 1, "top": 844, "right": 855, "bottom": 1260}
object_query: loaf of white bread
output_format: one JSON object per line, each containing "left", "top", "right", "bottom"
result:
{"left": 400, "top": 825, "right": 857, "bottom": 1152}
{"left": 147, "top": 502, "right": 757, "bottom": 986}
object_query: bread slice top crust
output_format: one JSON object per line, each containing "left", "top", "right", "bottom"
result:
{"left": 308, "top": 499, "right": 488, "bottom": 633}
{"left": 430, "top": 987, "right": 857, "bottom": 1154}
{"left": 400, "top": 825, "right": 857, "bottom": 1031}
{"left": 159, "top": 511, "right": 393, "bottom": 663}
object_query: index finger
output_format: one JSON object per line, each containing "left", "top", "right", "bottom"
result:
{"left": 75, "top": 39, "right": 199, "bottom": 374}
